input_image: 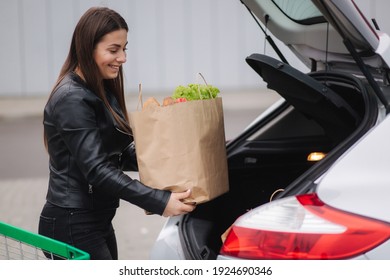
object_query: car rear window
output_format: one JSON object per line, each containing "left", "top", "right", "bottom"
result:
{"left": 272, "top": 0, "right": 326, "bottom": 24}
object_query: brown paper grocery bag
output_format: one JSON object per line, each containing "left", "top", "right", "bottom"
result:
{"left": 129, "top": 97, "right": 229, "bottom": 204}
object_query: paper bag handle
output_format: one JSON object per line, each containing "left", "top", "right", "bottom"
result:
{"left": 136, "top": 83, "right": 143, "bottom": 111}
{"left": 196, "top": 72, "right": 213, "bottom": 100}
{"left": 136, "top": 73, "right": 212, "bottom": 110}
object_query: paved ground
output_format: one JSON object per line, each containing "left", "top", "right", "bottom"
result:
{"left": 0, "top": 89, "right": 279, "bottom": 259}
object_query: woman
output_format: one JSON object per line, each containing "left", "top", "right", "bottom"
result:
{"left": 39, "top": 7, "right": 195, "bottom": 260}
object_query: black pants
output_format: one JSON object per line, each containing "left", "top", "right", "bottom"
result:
{"left": 39, "top": 202, "right": 118, "bottom": 260}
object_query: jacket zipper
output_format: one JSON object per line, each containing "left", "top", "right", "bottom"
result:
{"left": 118, "top": 142, "right": 134, "bottom": 167}
{"left": 118, "top": 153, "right": 122, "bottom": 165}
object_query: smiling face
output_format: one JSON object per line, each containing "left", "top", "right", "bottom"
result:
{"left": 93, "top": 28, "right": 128, "bottom": 80}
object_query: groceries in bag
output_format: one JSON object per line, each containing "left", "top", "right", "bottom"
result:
{"left": 130, "top": 77, "right": 229, "bottom": 208}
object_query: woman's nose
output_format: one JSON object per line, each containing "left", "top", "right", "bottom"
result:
{"left": 117, "top": 51, "right": 127, "bottom": 63}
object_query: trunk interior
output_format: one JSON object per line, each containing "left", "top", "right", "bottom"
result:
{"left": 179, "top": 54, "right": 377, "bottom": 260}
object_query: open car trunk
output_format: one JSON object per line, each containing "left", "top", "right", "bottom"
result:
{"left": 178, "top": 53, "right": 378, "bottom": 260}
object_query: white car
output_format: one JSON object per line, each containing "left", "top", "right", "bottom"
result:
{"left": 151, "top": 0, "right": 390, "bottom": 260}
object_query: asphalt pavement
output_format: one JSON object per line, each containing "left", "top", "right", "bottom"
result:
{"left": 0, "top": 88, "right": 279, "bottom": 259}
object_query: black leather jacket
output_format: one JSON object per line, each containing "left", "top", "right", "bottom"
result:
{"left": 43, "top": 72, "right": 170, "bottom": 215}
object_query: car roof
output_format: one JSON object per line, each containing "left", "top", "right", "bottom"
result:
{"left": 241, "top": 0, "right": 390, "bottom": 73}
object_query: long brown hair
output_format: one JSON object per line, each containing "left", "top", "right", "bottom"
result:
{"left": 47, "top": 7, "right": 131, "bottom": 134}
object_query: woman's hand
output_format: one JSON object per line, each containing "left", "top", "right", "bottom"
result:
{"left": 162, "top": 189, "right": 196, "bottom": 217}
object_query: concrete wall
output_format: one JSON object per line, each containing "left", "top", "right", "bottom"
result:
{"left": 0, "top": 0, "right": 387, "bottom": 97}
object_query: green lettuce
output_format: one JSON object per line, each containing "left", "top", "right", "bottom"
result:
{"left": 172, "top": 84, "right": 220, "bottom": 101}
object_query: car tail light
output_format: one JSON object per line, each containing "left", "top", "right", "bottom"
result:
{"left": 220, "top": 193, "right": 390, "bottom": 259}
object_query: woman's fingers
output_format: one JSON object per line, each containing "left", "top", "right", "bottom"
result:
{"left": 162, "top": 189, "right": 196, "bottom": 217}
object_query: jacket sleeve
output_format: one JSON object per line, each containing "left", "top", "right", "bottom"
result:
{"left": 119, "top": 142, "right": 139, "bottom": 171}
{"left": 52, "top": 90, "right": 170, "bottom": 215}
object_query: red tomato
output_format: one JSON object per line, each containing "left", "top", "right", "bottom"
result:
{"left": 175, "top": 97, "right": 187, "bottom": 103}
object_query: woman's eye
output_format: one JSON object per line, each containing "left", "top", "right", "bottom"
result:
{"left": 109, "top": 48, "right": 126, "bottom": 54}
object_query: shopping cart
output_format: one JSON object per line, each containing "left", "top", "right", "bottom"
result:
{"left": 0, "top": 221, "right": 90, "bottom": 260}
